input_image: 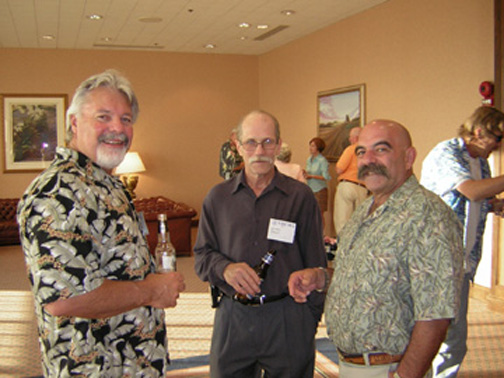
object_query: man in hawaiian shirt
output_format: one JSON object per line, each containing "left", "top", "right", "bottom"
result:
{"left": 421, "top": 106, "right": 504, "bottom": 377}
{"left": 288, "top": 120, "right": 464, "bottom": 378}
{"left": 17, "top": 70, "right": 185, "bottom": 377}
{"left": 219, "top": 128, "right": 244, "bottom": 179}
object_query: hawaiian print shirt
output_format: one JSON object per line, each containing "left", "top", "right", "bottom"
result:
{"left": 421, "top": 137, "right": 492, "bottom": 278}
{"left": 17, "top": 147, "right": 168, "bottom": 377}
{"left": 325, "top": 175, "right": 463, "bottom": 355}
{"left": 219, "top": 140, "right": 243, "bottom": 180}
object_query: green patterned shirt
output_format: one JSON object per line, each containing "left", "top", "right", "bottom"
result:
{"left": 325, "top": 175, "right": 464, "bottom": 355}
{"left": 17, "top": 147, "right": 168, "bottom": 377}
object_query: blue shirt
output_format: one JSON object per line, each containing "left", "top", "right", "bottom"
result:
{"left": 306, "top": 153, "right": 330, "bottom": 193}
{"left": 420, "top": 137, "right": 491, "bottom": 278}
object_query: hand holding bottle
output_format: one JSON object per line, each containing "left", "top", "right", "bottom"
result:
{"left": 229, "top": 250, "right": 276, "bottom": 304}
{"left": 223, "top": 262, "right": 261, "bottom": 297}
{"left": 142, "top": 271, "right": 185, "bottom": 308}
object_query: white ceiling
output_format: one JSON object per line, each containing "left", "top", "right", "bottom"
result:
{"left": 0, "top": 0, "right": 388, "bottom": 55}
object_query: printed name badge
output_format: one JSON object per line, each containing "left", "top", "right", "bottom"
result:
{"left": 267, "top": 218, "right": 296, "bottom": 244}
{"left": 137, "top": 211, "right": 149, "bottom": 236}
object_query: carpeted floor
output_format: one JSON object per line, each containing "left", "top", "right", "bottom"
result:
{"left": 0, "top": 243, "right": 503, "bottom": 377}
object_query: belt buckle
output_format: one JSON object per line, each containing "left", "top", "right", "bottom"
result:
{"left": 259, "top": 294, "right": 266, "bottom": 305}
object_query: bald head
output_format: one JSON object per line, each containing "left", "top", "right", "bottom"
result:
{"left": 362, "top": 119, "right": 412, "bottom": 149}
{"left": 356, "top": 119, "right": 416, "bottom": 204}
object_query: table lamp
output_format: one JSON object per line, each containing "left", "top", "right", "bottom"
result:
{"left": 115, "top": 152, "right": 146, "bottom": 199}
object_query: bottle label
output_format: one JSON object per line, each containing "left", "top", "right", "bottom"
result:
{"left": 161, "top": 255, "right": 176, "bottom": 272}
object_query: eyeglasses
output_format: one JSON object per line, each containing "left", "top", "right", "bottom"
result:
{"left": 240, "top": 138, "right": 277, "bottom": 152}
{"left": 486, "top": 129, "right": 503, "bottom": 143}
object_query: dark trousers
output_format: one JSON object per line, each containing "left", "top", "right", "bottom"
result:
{"left": 209, "top": 295, "right": 319, "bottom": 378}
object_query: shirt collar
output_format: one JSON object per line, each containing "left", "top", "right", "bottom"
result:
{"left": 55, "top": 146, "right": 119, "bottom": 184}
{"left": 231, "top": 167, "right": 290, "bottom": 197}
{"left": 367, "top": 175, "right": 419, "bottom": 217}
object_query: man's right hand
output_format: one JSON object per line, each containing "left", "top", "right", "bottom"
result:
{"left": 223, "top": 262, "right": 261, "bottom": 296}
{"left": 288, "top": 268, "right": 325, "bottom": 303}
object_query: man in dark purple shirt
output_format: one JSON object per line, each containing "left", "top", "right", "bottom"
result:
{"left": 194, "top": 110, "right": 327, "bottom": 378}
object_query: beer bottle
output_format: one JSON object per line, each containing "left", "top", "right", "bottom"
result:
{"left": 233, "top": 249, "right": 276, "bottom": 304}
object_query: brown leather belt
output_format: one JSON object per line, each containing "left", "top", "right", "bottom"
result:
{"left": 340, "top": 179, "right": 367, "bottom": 189}
{"left": 338, "top": 348, "right": 403, "bottom": 366}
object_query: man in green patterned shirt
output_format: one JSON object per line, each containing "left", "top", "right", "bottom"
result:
{"left": 289, "top": 120, "right": 464, "bottom": 378}
{"left": 17, "top": 70, "right": 185, "bottom": 377}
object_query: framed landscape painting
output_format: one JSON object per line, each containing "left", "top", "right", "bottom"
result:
{"left": 317, "top": 84, "right": 365, "bottom": 162}
{"left": 2, "top": 94, "right": 67, "bottom": 172}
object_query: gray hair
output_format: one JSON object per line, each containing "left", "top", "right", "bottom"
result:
{"left": 236, "top": 110, "right": 280, "bottom": 143}
{"left": 65, "top": 69, "right": 139, "bottom": 143}
{"left": 458, "top": 106, "right": 504, "bottom": 140}
{"left": 276, "top": 142, "right": 292, "bottom": 162}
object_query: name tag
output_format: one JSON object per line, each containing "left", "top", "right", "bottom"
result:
{"left": 267, "top": 218, "right": 296, "bottom": 244}
{"left": 137, "top": 211, "right": 149, "bottom": 236}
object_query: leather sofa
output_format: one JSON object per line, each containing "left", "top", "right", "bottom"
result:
{"left": 0, "top": 196, "right": 197, "bottom": 256}
{"left": 134, "top": 196, "right": 197, "bottom": 257}
{"left": 0, "top": 198, "right": 20, "bottom": 246}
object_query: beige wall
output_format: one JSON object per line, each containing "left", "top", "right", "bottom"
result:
{"left": 0, "top": 49, "right": 259, "bottom": 212}
{"left": 0, "top": 0, "right": 495, "bottom": 224}
{"left": 258, "top": 0, "right": 493, "bottom": 234}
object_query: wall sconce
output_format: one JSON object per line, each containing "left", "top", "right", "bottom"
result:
{"left": 115, "top": 152, "right": 146, "bottom": 199}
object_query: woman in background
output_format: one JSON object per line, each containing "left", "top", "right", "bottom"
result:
{"left": 306, "top": 137, "right": 330, "bottom": 226}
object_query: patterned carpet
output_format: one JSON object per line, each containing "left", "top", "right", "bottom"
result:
{"left": 0, "top": 245, "right": 503, "bottom": 377}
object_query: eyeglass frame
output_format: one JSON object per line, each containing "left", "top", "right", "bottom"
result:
{"left": 239, "top": 138, "right": 279, "bottom": 152}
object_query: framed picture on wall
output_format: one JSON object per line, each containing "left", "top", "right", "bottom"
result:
{"left": 317, "top": 84, "right": 365, "bottom": 162}
{"left": 2, "top": 94, "right": 67, "bottom": 172}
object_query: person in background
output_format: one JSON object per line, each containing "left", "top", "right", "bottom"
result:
{"left": 17, "top": 70, "right": 185, "bottom": 377}
{"left": 333, "top": 126, "right": 368, "bottom": 236}
{"left": 289, "top": 119, "right": 464, "bottom": 378}
{"left": 274, "top": 142, "right": 307, "bottom": 183}
{"left": 305, "top": 137, "right": 331, "bottom": 225}
{"left": 421, "top": 106, "right": 504, "bottom": 377}
{"left": 219, "top": 128, "right": 244, "bottom": 180}
{"left": 194, "top": 110, "right": 326, "bottom": 378}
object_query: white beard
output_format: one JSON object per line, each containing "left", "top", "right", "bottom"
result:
{"left": 96, "top": 144, "right": 127, "bottom": 171}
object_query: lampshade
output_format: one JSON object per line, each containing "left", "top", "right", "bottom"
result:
{"left": 115, "top": 152, "right": 146, "bottom": 174}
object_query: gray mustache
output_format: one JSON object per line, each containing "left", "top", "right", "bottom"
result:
{"left": 99, "top": 132, "right": 129, "bottom": 145}
{"left": 249, "top": 156, "right": 273, "bottom": 164}
{"left": 358, "top": 163, "right": 389, "bottom": 180}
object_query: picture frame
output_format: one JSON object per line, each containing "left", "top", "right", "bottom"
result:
{"left": 317, "top": 84, "right": 365, "bottom": 162}
{"left": 2, "top": 94, "right": 67, "bottom": 172}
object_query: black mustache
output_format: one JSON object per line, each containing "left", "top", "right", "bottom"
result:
{"left": 358, "top": 163, "right": 389, "bottom": 180}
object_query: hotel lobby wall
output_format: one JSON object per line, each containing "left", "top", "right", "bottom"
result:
{"left": 0, "top": 48, "right": 259, "bottom": 213}
{"left": 257, "top": 0, "right": 493, "bottom": 237}
{"left": 257, "top": 0, "right": 493, "bottom": 178}
{"left": 0, "top": 0, "right": 495, "bottom": 224}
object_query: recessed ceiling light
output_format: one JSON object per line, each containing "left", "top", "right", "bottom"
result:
{"left": 240, "top": 36, "right": 248, "bottom": 41}
{"left": 101, "top": 37, "right": 113, "bottom": 42}
{"left": 281, "top": 10, "right": 296, "bottom": 16}
{"left": 41, "top": 34, "right": 55, "bottom": 40}
{"left": 87, "top": 14, "right": 103, "bottom": 21}
{"left": 138, "top": 17, "right": 163, "bottom": 23}
{"left": 238, "top": 22, "right": 251, "bottom": 28}
{"left": 257, "top": 24, "right": 269, "bottom": 29}
{"left": 204, "top": 43, "right": 216, "bottom": 49}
